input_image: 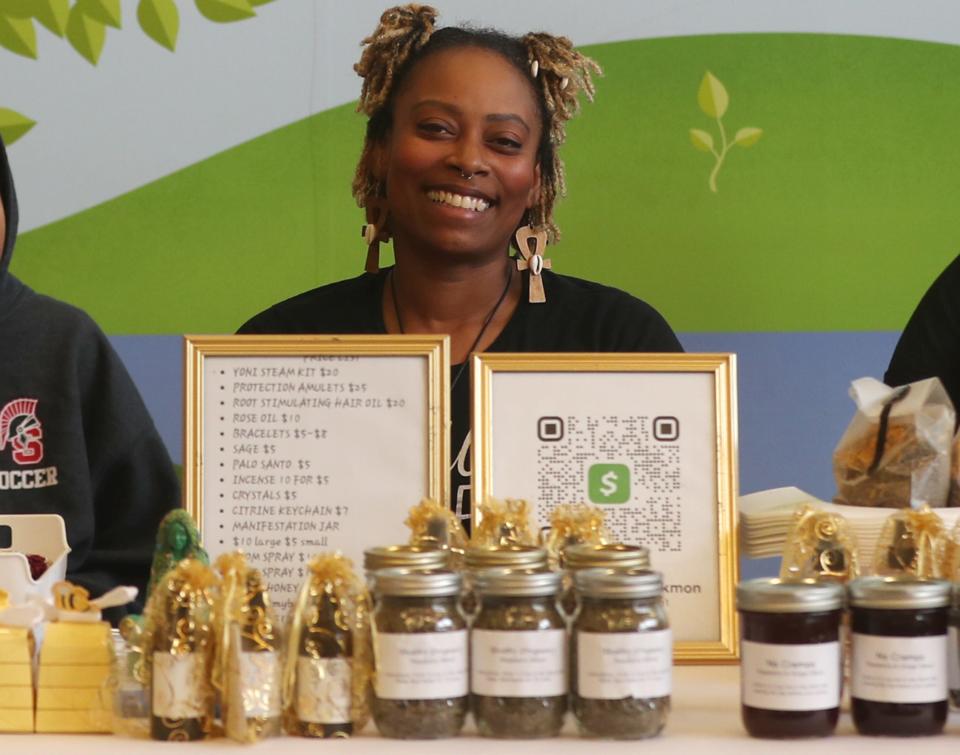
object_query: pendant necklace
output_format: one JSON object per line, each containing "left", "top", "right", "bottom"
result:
{"left": 390, "top": 265, "right": 514, "bottom": 391}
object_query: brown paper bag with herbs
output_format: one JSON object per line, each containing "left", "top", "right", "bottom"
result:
{"left": 833, "top": 377, "right": 955, "bottom": 508}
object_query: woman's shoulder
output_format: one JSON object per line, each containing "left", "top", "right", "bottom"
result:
{"left": 237, "top": 271, "right": 386, "bottom": 334}
{"left": 543, "top": 270, "right": 671, "bottom": 321}
{"left": 517, "top": 270, "right": 682, "bottom": 353}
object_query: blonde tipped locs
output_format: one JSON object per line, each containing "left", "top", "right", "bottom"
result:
{"left": 350, "top": 4, "right": 602, "bottom": 244}
{"left": 520, "top": 32, "right": 602, "bottom": 239}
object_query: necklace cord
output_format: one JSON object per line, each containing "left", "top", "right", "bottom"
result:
{"left": 390, "top": 264, "right": 514, "bottom": 390}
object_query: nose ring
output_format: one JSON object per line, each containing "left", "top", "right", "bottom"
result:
{"left": 460, "top": 169, "right": 474, "bottom": 180}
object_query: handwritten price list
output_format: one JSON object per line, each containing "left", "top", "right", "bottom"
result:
{"left": 202, "top": 355, "right": 430, "bottom": 615}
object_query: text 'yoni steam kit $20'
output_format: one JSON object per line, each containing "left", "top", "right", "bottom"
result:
{"left": 0, "top": 497, "right": 672, "bottom": 742}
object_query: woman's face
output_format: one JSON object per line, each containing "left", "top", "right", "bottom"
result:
{"left": 379, "top": 46, "right": 542, "bottom": 261}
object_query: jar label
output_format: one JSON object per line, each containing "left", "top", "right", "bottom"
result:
{"left": 295, "top": 657, "right": 351, "bottom": 724}
{"left": 740, "top": 640, "right": 840, "bottom": 711}
{"left": 373, "top": 630, "right": 468, "bottom": 700}
{"left": 471, "top": 629, "right": 567, "bottom": 697}
{"left": 152, "top": 652, "right": 206, "bottom": 719}
{"left": 950, "top": 627, "right": 960, "bottom": 691}
{"left": 851, "top": 633, "right": 947, "bottom": 704}
{"left": 239, "top": 651, "right": 281, "bottom": 717}
{"left": 577, "top": 629, "right": 672, "bottom": 699}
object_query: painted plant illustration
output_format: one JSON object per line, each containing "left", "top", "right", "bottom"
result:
{"left": 689, "top": 71, "right": 762, "bottom": 193}
{"left": 0, "top": 0, "right": 275, "bottom": 145}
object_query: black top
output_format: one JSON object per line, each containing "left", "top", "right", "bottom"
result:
{"left": 885, "top": 254, "right": 960, "bottom": 416}
{"left": 239, "top": 267, "right": 683, "bottom": 524}
{"left": 0, "top": 137, "right": 179, "bottom": 620}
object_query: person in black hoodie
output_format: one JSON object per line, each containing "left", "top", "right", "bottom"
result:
{"left": 0, "top": 135, "right": 179, "bottom": 621}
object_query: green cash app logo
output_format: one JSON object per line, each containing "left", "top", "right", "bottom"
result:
{"left": 588, "top": 463, "right": 630, "bottom": 504}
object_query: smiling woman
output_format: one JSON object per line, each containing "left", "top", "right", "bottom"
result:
{"left": 238, "top": 4, "right": 682, "bottom": 526}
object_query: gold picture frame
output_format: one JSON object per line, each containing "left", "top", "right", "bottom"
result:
{"left": 472, "top": 353, "right": 739, "bottom": 664}
{"left": 184, "top": 334, "right": 449, "bottom": 613}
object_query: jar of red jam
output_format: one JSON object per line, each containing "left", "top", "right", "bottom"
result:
{"left": 736, "top": 578, "right": 844, "bottom": 738}
{"left": 848, "top": 576, "right": 950, "bottom": 736}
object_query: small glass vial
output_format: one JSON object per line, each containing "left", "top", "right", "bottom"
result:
{"left": 737, "top": 578, "right": 844, "bottom": 739}
{"left": 571, "top": 568, "right": 670, "bottom": 739}
{"left": 849, "top": 576, "right": 950, "bottom": 736}
{"left": 369, "top": 569, "right": 468, "bottom": 739}
{"left": 471, "top": 569, "right": 567, "bottom": 738}
{"left": 949, "top": 583, "right": 960, "bottom": 707}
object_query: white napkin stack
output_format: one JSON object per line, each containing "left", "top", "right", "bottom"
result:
{"left": 738, "top": 486, "right": 960, "bottom": 566}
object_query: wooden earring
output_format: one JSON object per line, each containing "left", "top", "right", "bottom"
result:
{"left": 361, "top": 201, "right": 390, "bottom": 274}
{"left": 514, "top": 225, "right": 551, "bottom": 303}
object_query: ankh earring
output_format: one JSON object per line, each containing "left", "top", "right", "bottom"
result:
{"left": 514, "top": 225, "right": 551, "bottom": 303}
{"left": 361, "top": 200, "right": 390, "bottom": 274}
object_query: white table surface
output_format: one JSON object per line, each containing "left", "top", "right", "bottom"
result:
{"left": 5, "top": 665, "right": 960, "bottom": 753}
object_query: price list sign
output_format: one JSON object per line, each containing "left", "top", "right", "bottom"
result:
{"left": 185, "top": 335, "right": 449, "bottom": 615}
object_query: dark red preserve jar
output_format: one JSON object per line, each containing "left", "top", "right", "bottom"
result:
{"left": 737, "top": 578, "right": 844, "bottom": 738}
{"left": 849, "top": 576, "right": 950, "bottom": 736}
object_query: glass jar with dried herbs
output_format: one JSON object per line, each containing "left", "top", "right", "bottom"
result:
{"left": 571, "top": 568, "right": 671, "bottom": 739}
{"left": 561, "top": 543, "right": 651, "bottom": 617}
{"left": 364, "top": 545, "right": 450, "bottom": 580}
{"left": 462, "top": 546, "right": 549, "bottom": 617}
{"left": 369, "top": 569, "right": 468, "bottom": 739}
{"left": 471, "top": 569, "right": 567, "bottom": 738}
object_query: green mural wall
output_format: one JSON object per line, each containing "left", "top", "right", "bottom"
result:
{"left": 11, "top": 33, "right": 960, "bottom": 334}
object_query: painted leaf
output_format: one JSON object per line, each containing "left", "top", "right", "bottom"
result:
{"left": 33, "top": 0, "right": 70, "bottom": 36}
{"left": 0, "top": 107, "right": 35, "bottom": 145}
{"left": 689, "top": 128, "right": 714, "bottom": 153}
{"left": 66, "top": 3, "right": 106, "bottom": 65}
{"left": 735, "top": 127, "right": 763, "bottom": 147}
{"left": 195, "top": 0, "right": 256, "bottom": 23}
{"left": 138, "top": 0, "right": 178, "bottom": 51}
{"left": 0, "top": 1, "right": 31, "bottom": 18}
{"left": 0, "top": 13, "right": 37, "bottom": 58}
{"left": 77, "top": 0, "right": 121, "bottom": 29}
{"left": 697, "top": 71, "right": 728, "bottom": 119}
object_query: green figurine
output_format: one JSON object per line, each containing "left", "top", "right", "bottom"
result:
{"left": 147, "top": 509, "right": 209, "bottom": 600}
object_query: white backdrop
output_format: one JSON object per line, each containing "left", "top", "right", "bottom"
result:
{"left": 3, "top": 0, "right": 960, "bottom": 231}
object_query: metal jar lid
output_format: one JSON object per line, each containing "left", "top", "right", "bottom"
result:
{"left": 848, "top": 576, "right": 951, "bottom": 610}
{"left": 737, "top": 578, "right": 845, "bottom": 613}
{"left": 372, "top": 568, "right": 462, "bottom": 597}
{"left": 465, "top": 545, "right": 549, "bottom": 571}
{"left": 474, "top": 568, "right": 562, "bottom": 597}
{"left": 574, "top": 568, "right": 663, "bottom": 599}
{"left": 564, "top": 543, "right": 650, "bottom": 571}
{"left": 363, "top": 544, "right": 449, "bottom": 573}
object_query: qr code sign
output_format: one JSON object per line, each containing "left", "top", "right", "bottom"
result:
{"left": 535, "top": 415, "right": 682, "bottom": 552}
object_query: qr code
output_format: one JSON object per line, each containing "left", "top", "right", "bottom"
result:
{"left": 536, "top": 415, "right": 682, "bottom": 552}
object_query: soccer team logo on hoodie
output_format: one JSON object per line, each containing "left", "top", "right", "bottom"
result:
{"left": 0, "top": 398, "right": 44, "bottom": 465}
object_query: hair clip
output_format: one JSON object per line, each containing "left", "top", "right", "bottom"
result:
{"left": 530, "top": 59, "right": 539, "bottom": 78}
